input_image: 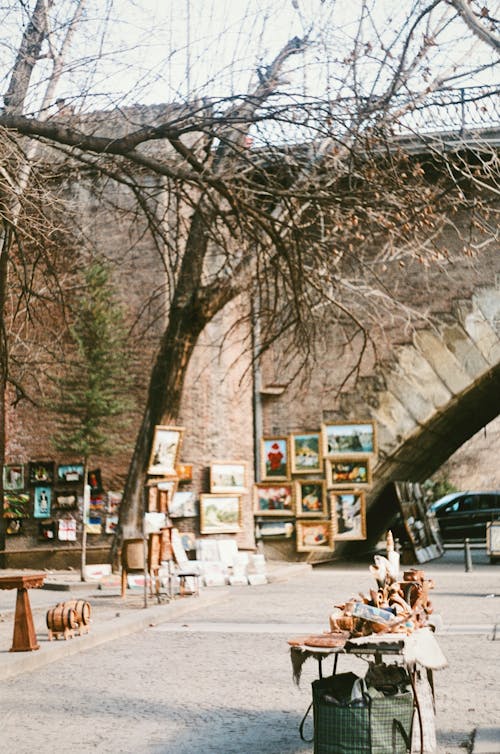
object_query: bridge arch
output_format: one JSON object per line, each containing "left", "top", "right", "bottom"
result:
{"left": 359, "top": 286, "right": 500, "bottom": 547}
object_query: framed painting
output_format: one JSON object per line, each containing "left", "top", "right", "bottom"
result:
{"left": 33, "top": 486, "right": 52, "bottom": 518}
{"left": 322, "top": 421, "right": 377, "bottom": 457}
{"left": 29, "top": 460, "right": 55, "bottom": 486}
{"left": 6, "top": 519, "right": 23, "bottom": 535}
{"left": 54, "top": 490, "right": 79, "bottom": 510}
{"left": 296, "top": 519, "right": 334, "bottom": 552}
{"left": 255, "top": 519, "right": 295, "bottom": 539}
{"left": 3, "top": 492, "right": 30, "bottom": 519}
{"left": 295, "top": 480, "right": 328, "bottom": 517}
{"left": 290, "top": 432, "right": 322, "bottom": 474}
{"left": 325, "top": 457, "right": 371, "bottom": 488}
{"left": 148, "top": 425, "right": 184, "bottom": 476}
{"left": 180, "top": 531, "right": 197, "bottom": 552}
{"left": 253, "top": 482, "right": 294, "bottom": 516}
{"left": 210, "top": 461, "right": 248, "bottom": 494}
{"left": 176, "top": 463, "right": 193, "bottom": 482}
{"left": 261, "top": 436, "right": 289, "bottom": 481}
{"left": 170, "top": 490, "right": 197, "bottom": 517}
{"left": 106, "top": 490, "right": 123, "bottom": 514}
{"left": 105, "top": 515, "right": 119, "bottom": 535}
{"left": 3, "top": 464, "right": 24, "bottom": 491}
{"left": 329, "top": 490, "right": 367, "bottom": 540}
{"left": 199, "top": 493, "right": 242, "bottom": 534}
{"left": 57, "top": 463, "right": 85, "bottom": 484}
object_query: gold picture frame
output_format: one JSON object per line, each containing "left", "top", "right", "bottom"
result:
{"left": 253, "top": 482, "right": 294, "bottom": 516}
{"left": 296, "top": 519, "right": 335, "bottom": 552}
{"left": 329, "top": 490, "right": 367, "bottom": 540}
{"left": 260, "top": 436, "right": 290, "bottom": 481}
{"left": 147, "top": 425, "right": 184, "bottom": 476}
{"left": 294, "top": 479, "right": 328, "bottom": 517}
{"left": 199, "top": 493, "right": 242, "bottom": 534}
{"left": 210, "top": 461, "right": 248, "bottom": 494}
{"left": 290, "top": 432, "right": 322, "bottom": 474}
{"left": 322, "top": 421, "right": 377, "bottom": 458}
{"left": 325, "top": 457, "right": 371, "bottom": 488}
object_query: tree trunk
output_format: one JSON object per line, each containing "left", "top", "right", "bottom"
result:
{"left": 0, "top": 231, "right": 9, "bottom": 565}
{"left": 114, "top": 301, "right": 208, "bottom": 552}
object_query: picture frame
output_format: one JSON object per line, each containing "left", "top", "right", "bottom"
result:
{"left": 29, "top": 460, "right": 55, "bottom": 486}
{"left": 255, "top": 520, "right": 295, "bottom": 539}
{"left": 148, "top": 425, "right": 184, "bottom": 476}
{"left": 6, "top": 519, "right": 23, "bottom": 535}
{"left": 260, "top": 436, "right": 289, "bottom": 481}
{"left": 170, "top": 490, "right": 197, "bottom": 518}
{"left": 199, "top": 493, "right": 242, "bottom": 534}
{"left": 87, "top": 468, "right": 103, "bottom": 494}
{"left": 54, "top": 490, "right": 79, "bottom": 510}
{"left": 106, "top": 491, "right": 123, "bottom": 514}
{"left": 57, "top": 463, "right": 85, "bottom": 484}
{"left": 105, "top": 515, "right": 119, "bottom": 535}
{"left": 33, "top": 486, "right": 52, "bottom": 518}
{"left": 176, "top": 463, "right": 193, "bottom": 482}
{"left": 210, "top": 461, "right": 248, "bottom": 494}
{"left": 295, "top": 480, "right": 328, "bottom": 517}
{"left": 290, "top": 432, "right": 322, "bottom": 474}
{"left": 3, "top": 464, "right": 25, "bottom": 491}
{"left": 180, "top": 531, "right": 197, "bottom": 552}
{"left": 3, "top": 492, "right": 30, "bottom": 519}
{"left": 296, "top": 519, "right": 334, "bottom": 552}
{"left": 322, "top": 421, "right": 377, "bottom": 458}
{"left": 325, "top": 457, "right": 371, "bottom": 487}
{"left": 329, "top": 490, "right": 367, "bottom": 540}
{"left": 253, "top": 482, "right": 294, "bottom": 516}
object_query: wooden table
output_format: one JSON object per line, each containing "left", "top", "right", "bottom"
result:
{"left": 0, "top": 573, "right": 46, "bottom": 651}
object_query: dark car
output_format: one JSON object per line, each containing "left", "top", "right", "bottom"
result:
{"left": 430, "top": 491, "right": 500, "bottom": 541}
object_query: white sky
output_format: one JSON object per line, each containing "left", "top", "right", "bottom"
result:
{"left": 1, "top": 0, "right": 497, "bottom": 115}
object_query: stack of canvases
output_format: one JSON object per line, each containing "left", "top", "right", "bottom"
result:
{"left": 46, "top": 599, "right": 92, "bottom": 641}
{"left": 254, "top": 420, "right": 377, "bottom": 555}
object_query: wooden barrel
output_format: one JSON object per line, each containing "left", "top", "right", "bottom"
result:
{"left": 61, "top": 599, "right": 91, "bottom": 626}
{"left": 46, "top": 604, "right": 78, "bottom": 632}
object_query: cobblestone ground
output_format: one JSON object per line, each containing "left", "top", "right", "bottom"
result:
{"left": 1, "top": 553, "right": 498, "bottom": 754}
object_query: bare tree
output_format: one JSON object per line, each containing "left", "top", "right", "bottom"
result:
{"left": 0, "top": 0, "right": 498, "bottom": 553}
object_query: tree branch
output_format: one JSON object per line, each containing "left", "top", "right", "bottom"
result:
{"left": 448, "top": 0, "right": 500, "bottom": 51}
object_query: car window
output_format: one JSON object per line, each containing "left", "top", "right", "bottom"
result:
{"left": 458, "top": 496, "right": 476, "bottom": 512}
{"left": 479, "top": 495, "right": 495, "bottom": 510}
{"left": 443, "top": 500, "right": 460, "bottom": 513}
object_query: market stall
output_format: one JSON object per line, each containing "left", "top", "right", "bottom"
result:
{"left": 288, "top": 532, "right": 447, "bottom": 754}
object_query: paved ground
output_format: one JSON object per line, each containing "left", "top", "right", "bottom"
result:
{"left": 0, "top": 550, "right": 498, "bottom": 754}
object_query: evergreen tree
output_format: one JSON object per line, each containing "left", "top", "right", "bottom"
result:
{"left": 47, "top": 258, "right": 134, "bottom": 578}
{"left": 50, "top": 258, "right": 134, "bottom": 457}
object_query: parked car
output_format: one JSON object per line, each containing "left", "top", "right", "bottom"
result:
{"left": 429, "top": 491, "right": 500, "bottom": 541}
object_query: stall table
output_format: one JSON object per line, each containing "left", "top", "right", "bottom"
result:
{"left": 289, "top": 628, "right": 447, "bottom": 754}
{"left": 0, "top": 573, "right": 46, "bottom": 651}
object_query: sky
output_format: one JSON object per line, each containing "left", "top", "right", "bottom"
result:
{"left": 1, "top": 0, "right": 497, "bottom": 117}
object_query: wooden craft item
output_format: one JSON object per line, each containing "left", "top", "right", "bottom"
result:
{"left": 60, "top": 599, "right": 91, "bottom": 635}
{"left": 46, "top": 604, "right": 78, "bottom": 641}
{"left": 288, "top": 631, "right": 349, "bottom": 648}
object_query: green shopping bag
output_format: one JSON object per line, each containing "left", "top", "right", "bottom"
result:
{"left": 369, "top": 690, "right": 413, "bottom": 754}
{"left": 311, "top": 673, "right": 372, "bottom": 754}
